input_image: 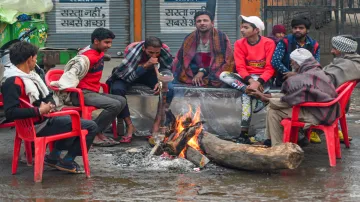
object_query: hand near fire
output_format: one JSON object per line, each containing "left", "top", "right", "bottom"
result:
{"left": 192, "top": 72, "right": 204, "bottom": 86}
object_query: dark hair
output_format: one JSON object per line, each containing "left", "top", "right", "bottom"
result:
{"left": 91, "top": 28, "right": 115, "bottom": 43}
{"left": 194, "top": 10, "right": 214, "bottom": 22}
{"left": 9, "top": 41, "right": 38, "bottom": 66}
{"left": 291, "top": 16, "right": 312, "bottom": 29}
{"left": 242, "top": 20, "right": 257, "bottom": 29}
{"left": 144, "top": 36, "right": 163, "bottom": 48}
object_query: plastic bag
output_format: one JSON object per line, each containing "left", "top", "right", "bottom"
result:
{"left": 0, "top": 0, "right": 53, "bottom": 24}
{"left": 0, "top": 0, "right": 53, "bottom": 14}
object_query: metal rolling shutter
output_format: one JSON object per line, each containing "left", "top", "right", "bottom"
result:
{"left": 145, "top": 0, "right": 239, "bottom": 56}
{"left": 45, "top": 0, "right": 130, "bottom": 57}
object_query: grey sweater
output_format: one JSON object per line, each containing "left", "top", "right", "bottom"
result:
{"left": 323, "top": 53, "right": 360, "bottom": 87}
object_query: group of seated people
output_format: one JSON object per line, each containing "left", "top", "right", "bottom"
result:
{"left": 1, "top": 10, "right": 360, "bottom": 173}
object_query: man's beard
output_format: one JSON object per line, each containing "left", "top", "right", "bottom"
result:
{"left": 198, "top": 26, "right": 211, "bottom": 33}
{"left": 293, "top": 32, "right": 306, "bottom": 39}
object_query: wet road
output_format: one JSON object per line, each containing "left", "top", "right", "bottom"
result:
{"left": 1, "top": 60, "right": 360, "bottom": 201}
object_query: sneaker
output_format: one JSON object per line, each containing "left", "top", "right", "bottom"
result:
{"left": 44, "top": 155, "right": 58, "bottom": 168}
{"left": 234, "top": 132, "right": 254, "bottom": 145}
{"left": 253, "top": 100, "right": 268, "bottom": 113}
{"left": 310, "top": 131, "right": 321, "bottom": 144}
{"left": 55, "top": 159, "right": 85, "bottom": 174}
{"left": 338, "top": 130, "right": 353, "bottom": 143}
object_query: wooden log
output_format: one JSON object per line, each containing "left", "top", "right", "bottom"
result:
{"left": 200, "top": 132, "right": 304, "bottom": 170}
{"left": 185, "top": 146, "right": 210, "bottom": 168}
{"left": 163, "top": 123, "right": 202, "bottom": 156}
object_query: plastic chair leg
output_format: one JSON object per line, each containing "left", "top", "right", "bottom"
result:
{"left": 324, "top": 127, "right": 337, "bottom": 167}
{"left": 82, "top": 108, "right": 92, "bottom": 120}
{"left": 12, "top": 134, "right": 22, "bottom": 175}
{"left": 306, "top": 128, "right": 312, "bottom": 140}
{"left": 282, "top": 124, "right": 292, "bottom": 143}
{"left": 24, "top": 141, "right": 33, "bottom": 166}
{"left": 48, "top": 142, "right": 54, "bottom": 152}
{"left": 80, "top": 133, "right": 90, "bottom": 178}
{"left": 112, "top": 119, "right": 118, "bottom": 139}
{"left": 34, "top": 138, "right": 46, "bottom": 183}
{"left": 290, "top": 127, "right": 300, "bottom": 144}
{"left": 339, "top": 116, "right": 350, "bottom": 148}
{"left": 335, "top": 125, "right": 341, "bottom": 159}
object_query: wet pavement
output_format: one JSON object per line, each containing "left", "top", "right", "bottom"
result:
{"left": 2, "top": 60, "right": 360, "bottom": 201}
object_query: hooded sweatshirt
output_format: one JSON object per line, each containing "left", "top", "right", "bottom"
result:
{"left": 323, "top": 53, "right": 360, "bottom": 87}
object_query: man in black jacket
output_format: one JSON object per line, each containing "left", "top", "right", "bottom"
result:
{"left": 1, "top": 42, "right": 98, "bottom": 174}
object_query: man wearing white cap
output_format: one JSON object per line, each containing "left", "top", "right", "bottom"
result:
{"left": 249, "top": 48, "right": 339, "bottom": 146}
{"left": 219, "top": 15, "right": 275, "bottom": 144}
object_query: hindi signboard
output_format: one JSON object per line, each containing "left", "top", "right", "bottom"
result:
{"left": 55, "top": 0, "right": 109, "bottom": 33}
{"left": 160, "top": 0, "right": 217, "bottom": 33}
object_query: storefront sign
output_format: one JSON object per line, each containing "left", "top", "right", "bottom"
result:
{"left": 160, "top": 0, "right": 217, "bottom": 33}
{"left": 55, "top": 0, "right": 109, "bottom": 33}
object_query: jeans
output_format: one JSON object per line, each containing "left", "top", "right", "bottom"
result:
{"left": 110, "top": 69, "right": 174, "bottom": 119}
{"left": 71, "top": 90, "right": 127, "bottom": 133}
{"left": 37, "top": 116, "right": 98, "bottom": 157}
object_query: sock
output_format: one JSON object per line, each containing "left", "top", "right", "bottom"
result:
{"left": 63, "top": 153, "right": 76, "bottom": 162}
{"left": 49, "top": 149, "right": 61, "bottom": 159}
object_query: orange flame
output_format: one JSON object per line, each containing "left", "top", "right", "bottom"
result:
{"left": 172, "top": 105, "right": 193, "bottom": 141}
{"left": 187, "top": 127, "right": 203, "bottom": 153}
{"left": 179, "top": 146, "right": 186, "bottom": 158}
{"left": 172, "top": 106, "right": 203, "bottom": 157}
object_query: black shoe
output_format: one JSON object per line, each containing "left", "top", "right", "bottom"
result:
{"left": 55, "top": 159, "right": 84, "bottom": 174}
{"left": 44, "top": 155, "right": 58, "bottom": 168}
{"left": 263, "top": 139, "right": 272, "bottom": 147}
{"left": 234, "top": 132, "right": 253, "bottom": 144}
{"left": 297, "top": 137, "right": 310, "bottom": 148}
{"left": 253, "top": 100, "right": 268, "bottom": 113}
{"left": 235, "top": 136, "right": 252, "bottom": 144}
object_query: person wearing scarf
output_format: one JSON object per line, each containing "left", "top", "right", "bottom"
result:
{"left": 249, "top": 48, "right": 339, "bottom": 146}
{"left": 172, "top": 11, "right": 234, "bottom": 87}
{"left": 1, "top": 42, "right": 98, "bottom": 173}
{"left": 310, "top": 35, "right": 360, "bottom": 143}
{"left": 107, "top": 36, "right": 174, "bottom": 142}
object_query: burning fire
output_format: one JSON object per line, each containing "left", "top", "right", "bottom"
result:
{"left": 174, "top": 105, "right": 203, "bottom": 158}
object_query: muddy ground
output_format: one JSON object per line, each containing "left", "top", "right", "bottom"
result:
{"left": 1, "top": 59, "right": 360, "bottom": 201}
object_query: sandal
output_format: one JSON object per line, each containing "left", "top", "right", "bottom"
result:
{"left": 120, "top": 136, "right": 132, "bottom": 143}
{"left": 55, "top": 159, "right": 85, "bottom": 174}
{"left": 93, "top": 135, "right": 119, "bottom": 147}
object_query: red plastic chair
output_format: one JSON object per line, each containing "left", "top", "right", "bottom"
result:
{"left": 281, "top": 80, "right": 357, "bottom": 167}
{"left": 12, "top": 98, "right": 90, "bottom": 182}
{"left": 45, "top": 69, "right": 118, "bottom": 138}
{"left": 0, "top": 95, "right": 15, "bottom": 128}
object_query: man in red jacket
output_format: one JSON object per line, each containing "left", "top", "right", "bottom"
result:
{"left": 72, "top": 28, "right": 126, "bottom": 146}
{"left": 220, "top": 15, "right": 275, "bottom": 144}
